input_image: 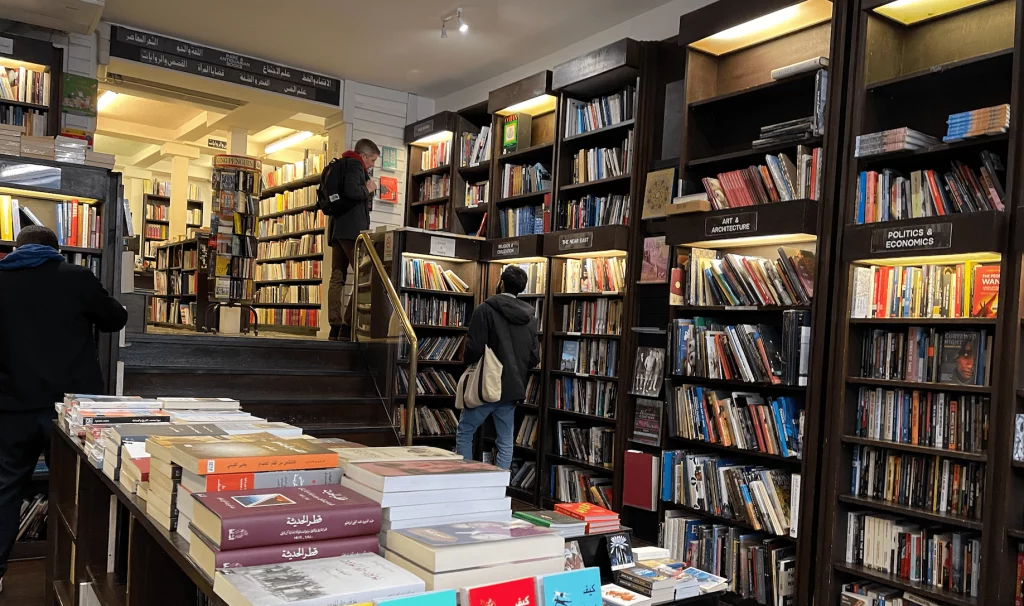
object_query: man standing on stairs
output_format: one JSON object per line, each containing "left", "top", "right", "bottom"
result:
{"left": 457, "top": 266, "right": 540, "bottom": 469}
{"left": 0, "top": 226, "right": 127, "bottom": 592}
{"left": 327, "top": 138, "right": 380, "bottom": 341}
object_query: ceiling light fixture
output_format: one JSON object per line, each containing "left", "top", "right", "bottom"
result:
{"left": 97, "top": 90, "right": 118, "bottom": 112}
{"left": 441, "top": 7, "right": 466, "bottom": 38}
{"left": 264, "top": 131, "right": 313, "bottom": 155}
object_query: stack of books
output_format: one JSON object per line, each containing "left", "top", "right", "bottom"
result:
{"left": 0, "top": 123, "right": 21, "bottom": 156}
{"left": 56, "top": 394, "right": 170, "bottom": 441}
{"left": 383, "top": 520, "right": 564, "bottom": 590}
{"left": 338, "top": 456, "right": 513, "bottom": 544}
{"left": 54, "top": 135, "right": 86, "bottom": 164}
{"left": 513, "top": 509, "right": 587, "bottom": 537}
{"left": 943, "top": 103, "right": 1010, "bottom": 142}
{"left": 20, "top": 135, "right": 53, "bottom": 160}
{"left": 189, "top": 484, "right": 381, "bottom": 576}
{"left": 855, "top": 127, "right": 939, "bottom": 158}
{"left": 214, "top": 552, "right": 425, "bottom": 605}
{"left": 85, "top": 149, "right": 116, "bottom": 170}
{"left": 554, "top": 503, "right": 620, "bottom": 534}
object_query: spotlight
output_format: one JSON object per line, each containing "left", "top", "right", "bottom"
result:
{"left": 458, "top": 8, "right": 468, "bottom": 33}
{"left": 441, "top": 8, "right": 466, "bottom": 38}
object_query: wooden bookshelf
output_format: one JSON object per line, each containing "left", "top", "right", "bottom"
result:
{"left": 142, "top": 194, "right": 170, "bottom": 262}
{"left": 479, "top": 235, "right": 549, "bottom": 503}
{"left": 454, "top": 100, "right": 492, "bottom": 237}
{"left": 816, "top": 1, "right": 1019, "bottom": 605}
{"left": 487, "top": 71, "right": 559, "bottom": 247}
{"left": 147, "top": 236, "right": 211, "bottom": 332}
{"left": 643, "top": 3, "right": 852, "bottom": 605}
{"left": 378, "top": 228, "right": 483, "bottom": 446}
{"left": 403, "top": 111, "right": 474, "bottom": 235}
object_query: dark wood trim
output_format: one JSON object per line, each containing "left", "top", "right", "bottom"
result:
{"left": 551, "top": 39, "right": 641, "bottom": 97}
{"left": 487, "top": 71, "right": 553, "bottom": 114}
{"left": 676, "top": 0, "right": 809, "bottom": 48}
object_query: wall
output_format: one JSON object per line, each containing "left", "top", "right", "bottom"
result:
{"left": 434, "top": 0, "right": 714, "bottom": 111}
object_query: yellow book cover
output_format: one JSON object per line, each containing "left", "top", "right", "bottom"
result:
{"left": 0, "top": 195, "right": 10, "bottom": 241}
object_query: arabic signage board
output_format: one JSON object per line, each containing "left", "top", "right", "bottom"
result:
{"left": 109, "top": 25, "right": 342, "bottom": 106}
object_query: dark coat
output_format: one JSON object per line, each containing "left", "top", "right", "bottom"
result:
{"left": 0, "top": 260, "right": 128, "bottom": 411}
{"left": 328, "top": 156, "right": 373, "bottom": 243}
{"left": 465, "top": 294, "right": 540, "bottom": 402}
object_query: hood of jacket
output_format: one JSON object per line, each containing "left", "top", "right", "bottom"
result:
{"left": 0, "top": 244, "right": 64, "bottom": 271}
{"left": 485, "top": 293, "right": 534, "bottom": 325}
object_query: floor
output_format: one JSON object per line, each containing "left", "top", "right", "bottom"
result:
{"left": 1, "top": 559, "right": 45, "bottom": 606}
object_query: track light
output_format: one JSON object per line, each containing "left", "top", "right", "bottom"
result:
{"left": 97, "top": 90, "right": 117, "bottom": 112}
{"left": 264, "top": 131, "right": 313, "bottom": 155}
{"left": 441, "top": 8, "right": 466, "bottom": 38}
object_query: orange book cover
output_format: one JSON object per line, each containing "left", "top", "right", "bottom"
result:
{"left": 971, "top": 264, "right": 999, "bottom": 318}
{"left": 70, "top": 202, "right": 79, "bottom": 247}
{"left": 554, "top": 502, "right": 617, "bottom": 522}
{"left": 172, "top": 439, "right": 339, "bottom": 475}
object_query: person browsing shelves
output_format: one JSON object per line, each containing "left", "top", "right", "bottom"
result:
{"left": 457, "top": 266, "right": 540, "bottom": 469}
{"left": 0, "top": 226, "right": 127, "bottom": 590}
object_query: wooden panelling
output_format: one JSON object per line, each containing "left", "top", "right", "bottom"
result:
{"left": 716, "top": 22, "right": 832, "bottom": 94}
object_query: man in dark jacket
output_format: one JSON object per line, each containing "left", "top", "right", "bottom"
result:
{"left": 328, "top": 138, "right": 380, "bottom": 341}
{"left": 0, "top": 226, "right": 127, "bottom": 586}
{"left": 457, "top": 266, "right": 540, "bottom": 469}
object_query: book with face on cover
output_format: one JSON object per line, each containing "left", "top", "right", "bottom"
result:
{"left": 191, "top": 484, "right": 381, "bottom": 550}
{"left": 169, "top": 437, "right": 339, "bottom": 475}
{"left": 537, "top": 568, "right": 602, "bottom": 606}
{"left": 385, "top": 520, "right": 564, "bottom": 573}
{"left": 343, "top": 459, "right": 510, "bottom": 492}
{"left": 462, "top": 577, "right": 537, "bottom": 606}
{"left": 213, "top": 553, "right": 425, "bottom": 606}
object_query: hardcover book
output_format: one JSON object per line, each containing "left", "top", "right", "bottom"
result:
{"left": 971, "top": 264, "right": 999, "bottom": 318}
{"left": 641, "top": 168, "right": 675, "bottom": 220}
{"left": 631, "top": 348, "right": 665, "bottom": 397}
{"left": 189, "top": 531, "right": 380, "bottom": 577}
{"left": 606, "top": 532, "right": 635, "bottom": 571}
{"left": 332, "top": 446, "right": 462, "bottom": 470}
{"left": 343, "top": 459, "right": 510, "bottom": 492}
{"left": 386, "top": 520, "right": 563, "bottom": 573}
{"left": 191, "top": 485, "right": 381, "bottom": 550}
{"left": 639, "top": 237, "right": 669, "bottom": 284}
{"left": 181, "top": 468, "right": 343, "bottom": 494}
{"left": 537, "top": 568, "right": 602, "bottom": 606}
{"left": 554, "top": 503, "right": 618, "bottom": 522}
{"left": 938, "top": 331, "right": 981, "bottom": 385}
{"left": 462, "top": 577, "right": 537, "bottom": 606}
{"left": 169, "top": 438, "right": 339, "bottom": 475}
{"left": 513, "top": 510, "right": 587, "bottom": 531}
{"left": 213, "top": 552, "right": 425, "bottom": 606}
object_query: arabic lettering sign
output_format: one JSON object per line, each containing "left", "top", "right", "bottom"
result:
{"left": 110, "top": 25, "right": 341, "bottom": 105}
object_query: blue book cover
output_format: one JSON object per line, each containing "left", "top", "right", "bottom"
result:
{"left": 857, "top": 171, "right": 867, "bottom": 224}
{"left": 769, "top": 400, "right": 790, "bottom": 458}
{"left": 376, "top": 590, "right": 457, "bottom": 606}
{"left": 536, "top": 568, "right": 601, "bottom": 606}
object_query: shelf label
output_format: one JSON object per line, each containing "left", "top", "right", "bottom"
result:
{"left": 705, "top": 212, "right": 757, "bottom": 237}
{"left": 493, "top": 240, "right": 520, "bottom": 257}
{"left": 413, "top": 120, "right": 436, "bottom": 139}
{"left": 558, "top": 231, "right": 594, "bottom": 252}
{"left": 725, "top": 305, "right": 757, "bottom": 311}
{"left": 567, "top": 331, "right": 581, "bottom": 336}
{"left": 870, "top": 223, "right": 953, "bottom": 253}
{"left": 0, "top": 37, "right": 13, "bottom": 56}
{"left": 429, "top": 236, "right": 456, "bottom": 258}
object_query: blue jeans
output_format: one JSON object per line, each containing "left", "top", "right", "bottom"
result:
{"left": 456, "top": 400, "right": 515, "bottom": 470}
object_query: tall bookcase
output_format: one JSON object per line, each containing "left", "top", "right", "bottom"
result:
{"left": 142, "top": 194, "right": 170, "bottom": 263}
{"left": 148, "top": 236, "right": 211, "bottom": 331}
{"left": 254, "top": 174, "right": 325, "bottom": 335}
{"left": 405, "top": 111, "right": 484, "bottom": 235}
{"left": 455, "top": 101, "right": 492, "bottom": 237}
{"left": 382, "top": 229, "right": 482, "bottom": 446}
{"left": 653, "top": 2, "right": 852, "bottom": 604}
{"left": 478, "top": 237, "right": 551, "bottom": 504}
{"left": 815, "top": 1, "right": 1020, "bottom": 605}
{"left": 487, "top": 72, "right": 559, "bottom": 244}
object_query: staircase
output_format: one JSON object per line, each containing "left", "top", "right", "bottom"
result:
{"left": 119, "top": 332, "right": 400, "bottom": 445}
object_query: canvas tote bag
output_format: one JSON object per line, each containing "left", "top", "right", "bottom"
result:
{"left": 455, "top": 342, "right": 503, "bottom": 409}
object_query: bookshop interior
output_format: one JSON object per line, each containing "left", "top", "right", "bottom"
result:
{"left": 7, "top": 0, "right": 1024, "bottom": 605}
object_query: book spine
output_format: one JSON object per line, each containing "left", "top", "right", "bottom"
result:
{"left": 211, "top": 533, "right": 380, "bottom": 567}
{"left": 210, "top": 501, "right": 382, "bottom": 550}
{"left": 198, "top": 454, "right": 338, "bottom": 475}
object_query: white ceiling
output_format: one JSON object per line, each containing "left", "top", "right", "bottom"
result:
{"left": 101, "top": 0, "right": 680, "bottom": 100}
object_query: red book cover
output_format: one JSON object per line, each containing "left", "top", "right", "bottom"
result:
{"left": 192, "top": 484, "right": 381, "bottom": 550}
{"left": 195, "top": 530, "right": 379, "bottom": 569}
{"left": 971, "top": 264, "right": 999, "bottom": 318}
{"left": 70, "top": 202, "right": 79, "bottom": 247}
{"left": 463, "top": 577, "right": 537, "bottom": 606}
{"left": 622, "top": 451, "right": 656, "bottom": 512}
{"left": 554, "top": 502, "right": 617, "bottom": 522}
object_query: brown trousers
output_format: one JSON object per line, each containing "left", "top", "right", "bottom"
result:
{"left": 328, "top": 240, "right": 355, "bottom": 327}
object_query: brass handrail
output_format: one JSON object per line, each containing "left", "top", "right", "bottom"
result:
{"left": 353, "top": 232, "right": 417, "bottom": 446}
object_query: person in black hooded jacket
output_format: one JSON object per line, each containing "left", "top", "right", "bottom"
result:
{"left": 457, "top": 265, "right": 540, "bottom": 469}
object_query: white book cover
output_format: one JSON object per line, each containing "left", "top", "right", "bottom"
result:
{"left": 383, "top": 497, "right": 512, "bottom": 521}
{"left": 214, "top": 553, "right": 425, "bottom": 606}
{"left": 382, "top": 510, "right": 512, "bottom": 532}
{"left": 601, "top": 584, "right": 651, "bottom": 606}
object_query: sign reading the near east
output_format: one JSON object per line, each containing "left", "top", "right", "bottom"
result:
{"left": 705, "top": 212, "right": 757, "bottom": 237}
{"left": 110, "top": 25, "right": 341, "bottom": 105}
{"left": 870, "top": 223, "right": 953, "bottom": 253}
{"left": 558, "top": 231, "right": 594, "bottom": 252}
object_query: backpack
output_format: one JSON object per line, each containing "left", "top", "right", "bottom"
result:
{"left": 316, "top": 158, "right": 357, "bottom": 216}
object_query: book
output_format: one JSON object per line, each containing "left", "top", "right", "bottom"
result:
{"left": 384, "top": 549, "right": 560, "bottom": 592}
{"left": 1015, "top": 414, "right": 1024, "bottom": 461}
{"left": 342, "top": 460, "right": 510, "bottom": 492}
{"left": 376, "top": 590, "right": 457, "bottom": 606}
{"left": 770, "top": 56, "right": 829, "bottom": 80}
{"left": 537, "top": 568, "right": 602, "bottom": 606}
{"left": 213, "top": 553, "right": 425, "bottom": 606}
{"left": 971, "top": 263, "right": 999, "bottom": 318}
{"left": 600, "top": 584, "right": 650, "bottom": 606}
{"left": 606, "top": 532, "right": 635, "bottom": 571}
{"left": 462, "top": 577, "right": 537, "bottom": 606}
{"left": 561, "top": 341, "right": 581, "bottom": 372}
{"left": 169, "top": 438, "right": 339, "bottom": 475}
{"left": 622, "top": 451, "right": 658, "bottom": 512}
{"left": 564, "top": 541, "right": 585, "bottom": 571}
{"left": 631, "top": 348, "right": 665, "bottom": 397}
{"left": 191, "top": 485, "right": 382, "bottom": 550}
{"left": 189, "top": 531, "right": 380, "bottom": 577}
{"left": 342, "top": 478, "right": 507, "bottom": 508}
{"left": 564, "top": 85, "right": 636, "bottom": 137}
{"left": 641, "top": 168, "right": 675, "bottom": 220}
{"left": 630, "top": 399, "right": 662, "bottom": 447}
{"left": 938, "top": 331, "right": 982, "bottom": 385}
{"left": 180, "top": 467, "right": 343, "bottom": 494}
{"left": 555, "top": 503, "right": 619, "bottom": 522}
{"left": 387, "top": 520, "right": 562, "bottom": 573}
{"left": 513, "top": 510, "right": 587, "bottom": 535}
{"left": 638, "top": 237, "right": 668, "bottom": 284}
